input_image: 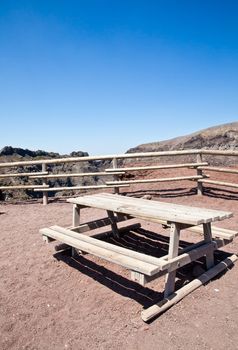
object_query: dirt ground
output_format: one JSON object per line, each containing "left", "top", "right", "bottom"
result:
{"left": 1, "top": 181, "right": 238, "bottom": 350}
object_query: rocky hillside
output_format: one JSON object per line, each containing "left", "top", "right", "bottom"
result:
{"left": 127, "top": 122, "right": 238, "bottom": 153}
{"left": 126, "top": 122, "right": 238, "bottom": 165}
{"left": 0, "top": 147, "right": 109, "bottom": 201}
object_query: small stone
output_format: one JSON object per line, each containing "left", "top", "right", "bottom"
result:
{"left": 141, "top": 195, "right": 152, "bottom": 200}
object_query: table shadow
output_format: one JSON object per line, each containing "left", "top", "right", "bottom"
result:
{"left": 53, "top": 228, "right": 234, "bottom": 309}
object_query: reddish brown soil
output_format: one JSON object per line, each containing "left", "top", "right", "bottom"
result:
{"left": 1, "top": 180, "right": 238, "bottom": 350}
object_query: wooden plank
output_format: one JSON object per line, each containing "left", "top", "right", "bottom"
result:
{"left": 0, "top": 171, "right": 48, "bottom": 178}
{"left": 106, "top": 175, "right": 204, "bottom": 185}
{"left": 1, "top": 149, "right": 238, "bottom": 169}
{"left": 185, "top": 225, "right": 238, "bottom": 240}
{"left": 106, "top": 162, "right": 208, "bottom": 172}
{"left": 45, "top": 225, "right": 168, "bottom": 271}
{"left": 95, "top": 193, "right": 228, "bottom": 219}
{"left": 70, "top": 215, "right": 130, "bottom": 233}
{"left": 40, "top": 227, "right": 162, "bottom": 276}
{"left": 132, "top": 237, "right": 233, "bottom": 286}
{"left": 42, "top": 163, "right": 48, "bottom": 205}
{"left": 162, "top": 241, "right": 217, "bottom": 272}
{"left": 202, "top": 150, "right": 238, "bottom": 156}
{"left": 198, "top": 166, "right": 238, "bottom": 174}
{"left": 95, "top": 193, "right": 233, "bottom": 221}
{"left": 0, "top": 150, "right": 201, "bottom": 168}
{"left": 164, "top": 223, "right": 181, "bottom": 297}
{"left": 29, "top": 171, "right": 125, "bottom": 179}
{"left": 141, "top": 254, "right": 238, "bottom": 322}
{"left": 68, "top": 197, "right": 202, "bottom": 225}
{"left": 196, "top": 153, "right": 203, "bottom": 196}
{"left": 198, "top": 179, "right": 238, "bottom": 189}
{"left": 203, "top": 223, "right": 215, "bottom": 269}
{"left": 34, "top": 184, "right": 129, "bottom": 192}
{"left": 72, "top": 204, "right": 80, "bottom": 227}
{"left": 0, "top": 185, "right": 49, "bottom": 190}
{"left": 107, "top": 210, "right": 120, "bottom": 238}
{"left": 90, "top": 223, "right": 141, "bottom": 239}
{"left": 68, "top": 193, "right": 232, "bottom": 225}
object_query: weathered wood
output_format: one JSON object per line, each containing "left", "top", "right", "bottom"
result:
{"left": 106, "top": 175, "right": 204, "bottom": 186}
{"left": 198, "top": 179, "right": 238, "bottom": 189}
{"left": 42, "top": 225, "right": 168, "bottom": 270}
{"left": 34, "top": 184, "right": 129, "bottom": 192}
{"left": 106, "top": 162, "right": 208, "bottom": 172}
{"left": 29, "top": 171, "right": 125, "bottom": 179}
{"left": 141, "top": 254, "right": 238, "bottom": 322}
{"left": 203, "top": 223, "right": 215, "bottom": 269}
{"left": 198, "top": 166, "right": 238, "bottom": 174}
{"left": 70, "top": 215, "right": 131, "bottom": 233}
{"left": 0, "top": 171, "right": 48, "bottom": 178}
{"left": 68, "top": 193, "right": 232, "bottom": 226}
{"left": 40, "top": 227, "right": 163, "bottom": 276}
{"left": 0, "top": 150, "right": 202, "bottom": 168}
{"left": 0, "top": 149, "right": 237, "bottom": 169}
{"left": 0, "top": 185, "right": 49, "bottom": 190}
{"left": 131, "top": 271, "right": 146, "bottom": 286}
{"left": 164, "top": 223, "right": 181, "bottom": 297}
{"left": 72, "top": 204, "right": 80, "bottom": 227}
{"left": 97, "top": 193, "right": 230, "bottom": 221}
{"left": 90, "top": 223, "right": 141, "bottom": 239}
{"left": 112, "top": 157, "right": 120, "bottom": 194}
{"left": 42, "top": 163, "right": 48, "bottom": 205}
{"left": 107, "top": 210, "right": 120, "bottom": 238}
{"left": 202, "top": 150, "right": 238, "bottom": 156}
{"left": 185, "top": 225, "right": 238, "bottom": 240}
{"left": 196, "top": 153, "right": 203, "bottom": 195}
{"left": 97, "top": 194, "right": 230, "bottom": 222}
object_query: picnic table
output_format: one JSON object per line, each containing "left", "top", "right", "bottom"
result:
{"left": 40, "top": 193, "right": 237, "bottom": 321}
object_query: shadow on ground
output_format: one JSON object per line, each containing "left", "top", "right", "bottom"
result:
{"left": 54, "top": 227, "right": 233, "bottom": 309}
{"left": 123, "top": 186, "right": 238, "bottom": 200}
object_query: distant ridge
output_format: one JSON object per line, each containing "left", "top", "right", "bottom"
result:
{"left": 0, "top": 146, "right": 88, "bottom": 159}
{"left": 127, "top": 122, "right": 238, "bottom": 153}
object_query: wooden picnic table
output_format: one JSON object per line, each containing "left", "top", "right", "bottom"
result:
{"left": 67, "top": 193, "right": 232, "bottom": 296}
{"left": 40, "top": 193, "right": 236, "bottom": 321}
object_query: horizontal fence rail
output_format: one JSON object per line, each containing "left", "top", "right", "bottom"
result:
{"left": 0, "top": 149, "right": 237, "bottom": 204}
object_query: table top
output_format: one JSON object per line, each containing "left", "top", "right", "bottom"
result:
{"left": 67, "top": 193, "right": 233, "bottom": 226}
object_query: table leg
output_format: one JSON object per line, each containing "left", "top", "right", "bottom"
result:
{"left": 72, "top": 204, "right": 80, "bottom": 227}
{"left": 203, "top": 223, "right": 215, "bottom": 269}
{"left": 72, "top": 204, "right": 81, "bottom": 257}
{"left": 164, "top": 223, "right": 181, "bottom": 298}
{"left": 107, "top": 210, "right": 120, "bottom": 238}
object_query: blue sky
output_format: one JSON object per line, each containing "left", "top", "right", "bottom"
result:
{"left": 0, "top": 1, "right": 238, "bottom": 155}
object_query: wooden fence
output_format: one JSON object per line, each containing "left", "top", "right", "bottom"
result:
{"left": 0, "top": 149, "right": 238, "bottom": 204}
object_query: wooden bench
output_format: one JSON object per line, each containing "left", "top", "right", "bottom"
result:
{"left": 40, "top": 224, "right": 218, "bottom": 281}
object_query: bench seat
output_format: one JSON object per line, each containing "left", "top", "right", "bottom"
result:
{"left": 40, "top": 225, "right": 168, "bottom": 276}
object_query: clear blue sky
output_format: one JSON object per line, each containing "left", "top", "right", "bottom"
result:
{"left": 0, "top": 1, "right": 238, "bottom": 155}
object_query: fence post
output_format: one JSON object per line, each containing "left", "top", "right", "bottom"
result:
{"left": 112, "top": 157, "right": 120, "bottom": 194}
{"left": 196, "top": 152, "right": 203, "bottom": 196}
{"left": 42, "top": 163, "right": 48, "bottom": 205}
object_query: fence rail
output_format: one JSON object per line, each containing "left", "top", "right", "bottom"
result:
{"left": 0, "top": 149, "right": 238, "bottom": 204}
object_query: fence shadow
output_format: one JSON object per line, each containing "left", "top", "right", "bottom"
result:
{"left": 203, "top": 186, "right": 238, "bottom": 201}
{"left": 123, "top": 187, "right": 197, "bottom": 199}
